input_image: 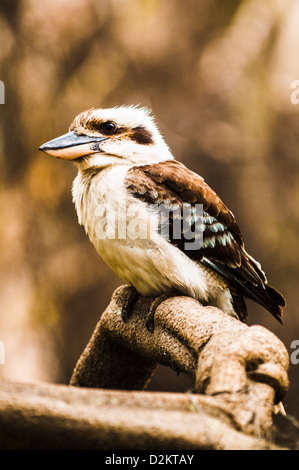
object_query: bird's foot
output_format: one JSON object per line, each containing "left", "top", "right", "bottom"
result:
{"left": 117, "top": 286, "right": 140, "bottom": 323}
{"left": 146, "top": 292, "right": 181, "bottom": 332}
{"left": 117, "top": 287, "right": 182, "bottom": 331}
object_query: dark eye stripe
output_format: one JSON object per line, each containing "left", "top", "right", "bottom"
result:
{"left": 87, "top": 120, "right": 126, "bottom": 135}
{"left": 85, "top": 120, "right": 154, "bottom": 144}
{"left": 131, "top": 126, "right": 154, "bottom": 145}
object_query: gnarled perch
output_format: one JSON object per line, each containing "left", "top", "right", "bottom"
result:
{"left": 0, "top": 285, "right": 291, "bottom": 449}
{"left": 70, "top": 285, "right": 289, "bottom": 439}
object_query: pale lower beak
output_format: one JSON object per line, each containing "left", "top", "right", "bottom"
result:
{"left": 39, "top": 131, "right": 107, "bottom": 160}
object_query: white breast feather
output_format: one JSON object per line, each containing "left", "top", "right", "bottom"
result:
{"left": 72, "top": 164, "right": 235, "bottom": 316}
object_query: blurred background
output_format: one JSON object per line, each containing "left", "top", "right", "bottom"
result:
{"left": 1, "top": 0, "right": 299, "bottom": 419}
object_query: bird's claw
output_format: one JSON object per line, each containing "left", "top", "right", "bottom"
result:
{"left": 116, "top": 286, "right": 139, "bottom": 323}
{"left": 146, "top": 292, "right": 180, "bottom": 332}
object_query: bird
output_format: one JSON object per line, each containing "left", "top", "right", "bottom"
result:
{"left": 39, "top": 105, "right": 285, "bottom": 326}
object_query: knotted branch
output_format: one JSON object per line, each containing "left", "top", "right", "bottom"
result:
{"left": 70, "top": 285, "right": 289, "bottom": 439}
{"left": 0, "top": 285, "right": 291, "bottom": 449}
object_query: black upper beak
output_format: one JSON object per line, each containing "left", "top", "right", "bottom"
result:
{"left": 39, "top": 131, "right": 107, "bottom": 160}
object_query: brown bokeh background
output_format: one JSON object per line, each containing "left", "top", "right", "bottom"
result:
{"left": 1, "top": 0, "right": 299, "bottom": 419}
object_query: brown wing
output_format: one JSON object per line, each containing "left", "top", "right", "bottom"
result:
{"left": 125, "top": 160, "right": 285, "bottom": 323}
{"left": 126, "top": 160, "right": 264, "bottom": 284}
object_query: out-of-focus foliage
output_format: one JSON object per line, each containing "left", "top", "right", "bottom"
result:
{"left": 1, "top": 0, "right": 299, "bottom": 417}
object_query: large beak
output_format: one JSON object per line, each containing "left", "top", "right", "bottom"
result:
{"left": 39, "top": 131, "right": 108, "bottom": 160}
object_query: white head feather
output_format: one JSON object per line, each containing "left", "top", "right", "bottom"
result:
{"left": 69, "top": 105, "right": 174, "bottom": 170}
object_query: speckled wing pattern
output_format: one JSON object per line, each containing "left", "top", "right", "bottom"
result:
{"left": 125, "top": 160, "right": 285, "bottom": 324}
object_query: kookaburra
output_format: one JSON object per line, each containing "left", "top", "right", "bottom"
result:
{"left": 39, "top": 106, "right": 285, "bottom": 325}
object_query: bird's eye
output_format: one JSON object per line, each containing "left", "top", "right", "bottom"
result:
{"left": 101, "top": 121, "right": 117, "bottom": 134}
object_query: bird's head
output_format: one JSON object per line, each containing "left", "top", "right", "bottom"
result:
{"left": 39, "top": 106, "right": 173, "bottom": 170}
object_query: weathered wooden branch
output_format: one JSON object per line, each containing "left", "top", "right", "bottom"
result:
{"left": 0, "top": 285, "right": 292, "bottom": 449}
{"left": 70, "top": 285, "right": 289, "bottom": 437}
{"left": 0, "top": 379, "right": 291, "bottom": 450}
